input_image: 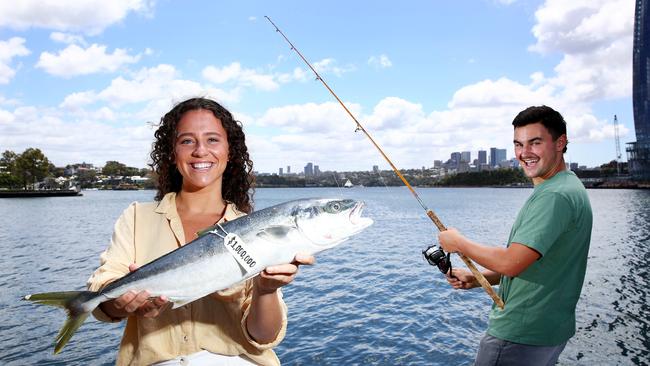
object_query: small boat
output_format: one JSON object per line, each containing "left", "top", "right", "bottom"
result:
{"left": 0, "top": 187, "right": 82, "bottom": 198}
{"left": 344, "top": 179, "right": 353, "bottom": 188}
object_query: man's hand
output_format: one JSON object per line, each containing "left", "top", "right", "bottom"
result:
{"left": 446, "top": 268, "right": 479, "bottom": 290}
{"left": 438, "top": 228, "right": 466, "bottom": 254}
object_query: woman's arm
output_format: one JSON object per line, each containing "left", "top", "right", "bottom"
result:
{"left": 245, "top": 253, "right": 314, "bottom": 343}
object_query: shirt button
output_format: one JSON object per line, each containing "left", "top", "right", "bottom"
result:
{"left": 180, "top": 357, "right": 189, "bottom": 366}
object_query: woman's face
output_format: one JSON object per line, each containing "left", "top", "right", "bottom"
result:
{"left": 174, "top": 109, "right": 229, "bottom": 192}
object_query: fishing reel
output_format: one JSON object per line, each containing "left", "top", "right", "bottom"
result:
{"left": 422, "top": 245, "right": 452, "bottom": 275}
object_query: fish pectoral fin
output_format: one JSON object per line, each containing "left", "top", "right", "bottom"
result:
{"left": 170, "top": 298, "right": 194, "bottom": 309}
{"left": 257, "top": 225, "right": 296, "bottom": 242}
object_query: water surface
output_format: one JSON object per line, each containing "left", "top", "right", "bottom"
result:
{"left": 1, "top": 187, "right": 648, "bottom": 365}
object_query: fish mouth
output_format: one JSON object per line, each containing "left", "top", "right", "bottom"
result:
{"left": 349, "top": 201, "right": 373, "bottom": 230}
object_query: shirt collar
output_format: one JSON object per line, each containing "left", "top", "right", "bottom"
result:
{"left": 155, "top": 191, "right": 243, "bottom": 222}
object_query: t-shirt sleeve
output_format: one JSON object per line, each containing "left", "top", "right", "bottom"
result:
{"left": 510, "top": 192, "right": 572, "bottom": 257}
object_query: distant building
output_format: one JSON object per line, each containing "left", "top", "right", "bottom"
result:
{"left": 287, "top": 166, "right": 291, "bottom": 174}
{"left": 304, "top": 162, "right": 314, "bottom": 177}
{"left": 478, "top": 150, "right": 487, "bottom": 165}
{"left": 490, "top": 148, "right": 507, "bottom": 168}
{"left": 279, "top": 167, "right": 283, "bottom": 176}
{"left": 461, "top": 151, "right": 471, "bottom": 163}
{"left": 458, "top": 161, "right": 470, "bottom": 173}
{"left": 450, "top": 152, "right": 461, "bottom": 165}
{"left": 433, "top": 160, "right": 442, "bottom": 168}
{"left": 629, "top": 0, "right": 650, "bottom": 180}
{"left": 373, "top": 165, "right": 379, "bottom": 173}
{"left": 314, "top": 165, "right": 321, "bottom": 176}
{"left": 570, "top": 162, "right": 579, "bottom": 171}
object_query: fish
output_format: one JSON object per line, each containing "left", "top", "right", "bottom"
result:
{"left": 24, "top": 197, "right": 373, "bottom": 354}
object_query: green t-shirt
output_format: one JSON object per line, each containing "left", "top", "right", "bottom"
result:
{"left": 488, "top": 170, "right": 592, "bottom": 346}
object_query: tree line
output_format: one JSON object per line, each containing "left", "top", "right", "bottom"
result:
{"left": 0, "top": 147, "right": 152, "bottom": 190}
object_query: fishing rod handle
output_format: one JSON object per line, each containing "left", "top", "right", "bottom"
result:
{"left": 426, "top": 210, "right": 505, "bottom": 309}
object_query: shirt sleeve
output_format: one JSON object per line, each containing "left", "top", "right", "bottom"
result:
{"left": 510, "top": 192, "right": 573, "bottom": 257}
{"left": 86, "top": 202, "right": 137, "bottom": 322}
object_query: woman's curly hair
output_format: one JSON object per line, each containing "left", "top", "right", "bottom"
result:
{"left": 149, "top": 97, "right": 255, "bottom": 213}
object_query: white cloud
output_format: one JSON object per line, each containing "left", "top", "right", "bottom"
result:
{"left": 50, "top": 32, "right": 87, "bottom": 46}
{"left": 256, "top": 101, "right": 362, "bottom": 134}
{"left": 203, "top": 62, "right": 279, "bottom": 91}
{"left": 313, "top": 58, "right": 355, "bottom": 77}
{"left": 0, "top": 108, "right": 15, "bottom": 124}
{"left": 449, "top": 77, "right": 557, "bottom": 109}
{"left": 530, "top": 0, "right": 634, "bottom": 101}
{"left": 0, "top": 37, "right": 30, "bottom": 84}
{"left": 60, "top": 91, "right": 98, "bottom": 109}
{"left": 0, "top": 0, "right": 153, "bottom": 35}
{"left": 368, "top": 54, "right": 392, "bottom": 69}
{"left": 57, "top": 64, "right": 240, "bottom": 128}
{"left": 96, "top": 64, "right": 239, "bottom": 108}
{"left": 0, "top": 105, "right": 154, "bottom": 167}
{"left": 36, "top": 44, "right": 141, "bottom": 77}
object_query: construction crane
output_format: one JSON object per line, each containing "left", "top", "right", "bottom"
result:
{"left": 614, "top": 115, "right": 621, "bottom": 175}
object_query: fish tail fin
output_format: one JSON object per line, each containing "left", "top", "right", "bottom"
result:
{"left": 24, "top": 291, "right": 97, "bottom": 354}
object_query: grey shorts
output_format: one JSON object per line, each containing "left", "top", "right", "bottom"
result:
{"left": 474, "top": 333, "right": 567, "bottom": 366}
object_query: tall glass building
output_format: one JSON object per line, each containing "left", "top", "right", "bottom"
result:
{"left": 629, "top": 0, "right": 650, "bottom": 180}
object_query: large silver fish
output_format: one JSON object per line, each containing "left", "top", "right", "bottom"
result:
{"left": 24, "top": 198, "right": 372, "bottom": 354}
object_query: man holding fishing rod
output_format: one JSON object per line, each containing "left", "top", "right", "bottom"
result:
{"left": 438, "top": 105, "right": 592, "bottom": 366}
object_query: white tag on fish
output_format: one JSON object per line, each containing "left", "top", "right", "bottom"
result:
{"left": 223, "top": 233, "right": 259, "bottom": 274}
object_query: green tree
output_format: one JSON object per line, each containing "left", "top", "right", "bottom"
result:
{"left": 124, "top": 166, "right": 140, "bottom": 177}
{"left": 102, "top": 160, "right": 127, "bottom": 176}
{"left": 76, "top": 169, "right": 97, "bottom": 188}
{"left": 0, "top": 150, "right": 21, "bottom": 188}
{"left": 15, "top": 148, "right": 51, "bottom": 189}
{"left": 139, "top": 167, "right": 152, "bottom": 177}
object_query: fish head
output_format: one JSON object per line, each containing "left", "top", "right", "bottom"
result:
{"left": 293, "top": 198, "right": 373, "bottom": 249}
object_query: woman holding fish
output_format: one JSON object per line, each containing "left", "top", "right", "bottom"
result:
{"left": 87, "top": 97, "right": 314, "bottom": 366}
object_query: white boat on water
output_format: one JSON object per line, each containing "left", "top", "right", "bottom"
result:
{"left": 344, "top": 179, "right": 353, "bottom": 188}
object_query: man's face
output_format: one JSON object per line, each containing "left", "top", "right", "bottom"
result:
{"left": 513, "top": 122, "right": 566, "bottom": 185}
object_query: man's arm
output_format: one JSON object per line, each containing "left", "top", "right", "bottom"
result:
{"left": 439, "top": 228, "right": 540, "bottom": 277}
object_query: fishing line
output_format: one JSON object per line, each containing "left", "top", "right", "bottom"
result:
{"left": 265, "top": 16, "right": 504, "bottom": 309}
{"left": 331, "top": 171, "right": 345, "bottom": 198}
{"left": 376, "top": 168, "right": 391, "bottom": 194}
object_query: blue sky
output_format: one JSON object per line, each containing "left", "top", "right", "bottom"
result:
{"left": 0, "top": 0, "right": 635, "bottom": 173}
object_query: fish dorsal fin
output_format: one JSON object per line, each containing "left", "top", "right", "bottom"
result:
{"left": 257, "top": 225, "right": 295, "bottom": 243}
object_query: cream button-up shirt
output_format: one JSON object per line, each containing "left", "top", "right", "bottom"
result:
{"left": 87, "top": 192, "right": 287, "bottom": 366}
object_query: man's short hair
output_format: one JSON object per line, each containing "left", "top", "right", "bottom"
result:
{"left": 512, "top": 105, "right": 568, "bottom": 153}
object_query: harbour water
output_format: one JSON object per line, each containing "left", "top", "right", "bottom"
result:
{"left": 1, "top": 187, "right": 648, "bottom": 365}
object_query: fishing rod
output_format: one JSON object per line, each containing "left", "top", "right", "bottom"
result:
{"left": 265, "top": 16, "right": 504, "bottom": 309}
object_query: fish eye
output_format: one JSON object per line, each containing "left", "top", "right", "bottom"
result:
{"left": 326, "top": 202, "right": 341, "bottom": 213}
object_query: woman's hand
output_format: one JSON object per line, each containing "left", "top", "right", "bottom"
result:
{"left": 254, "top": 253, "right": 315, "bottom": 295}
{"left": 99, "top": 264, "right": 169, "bottom": 319}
